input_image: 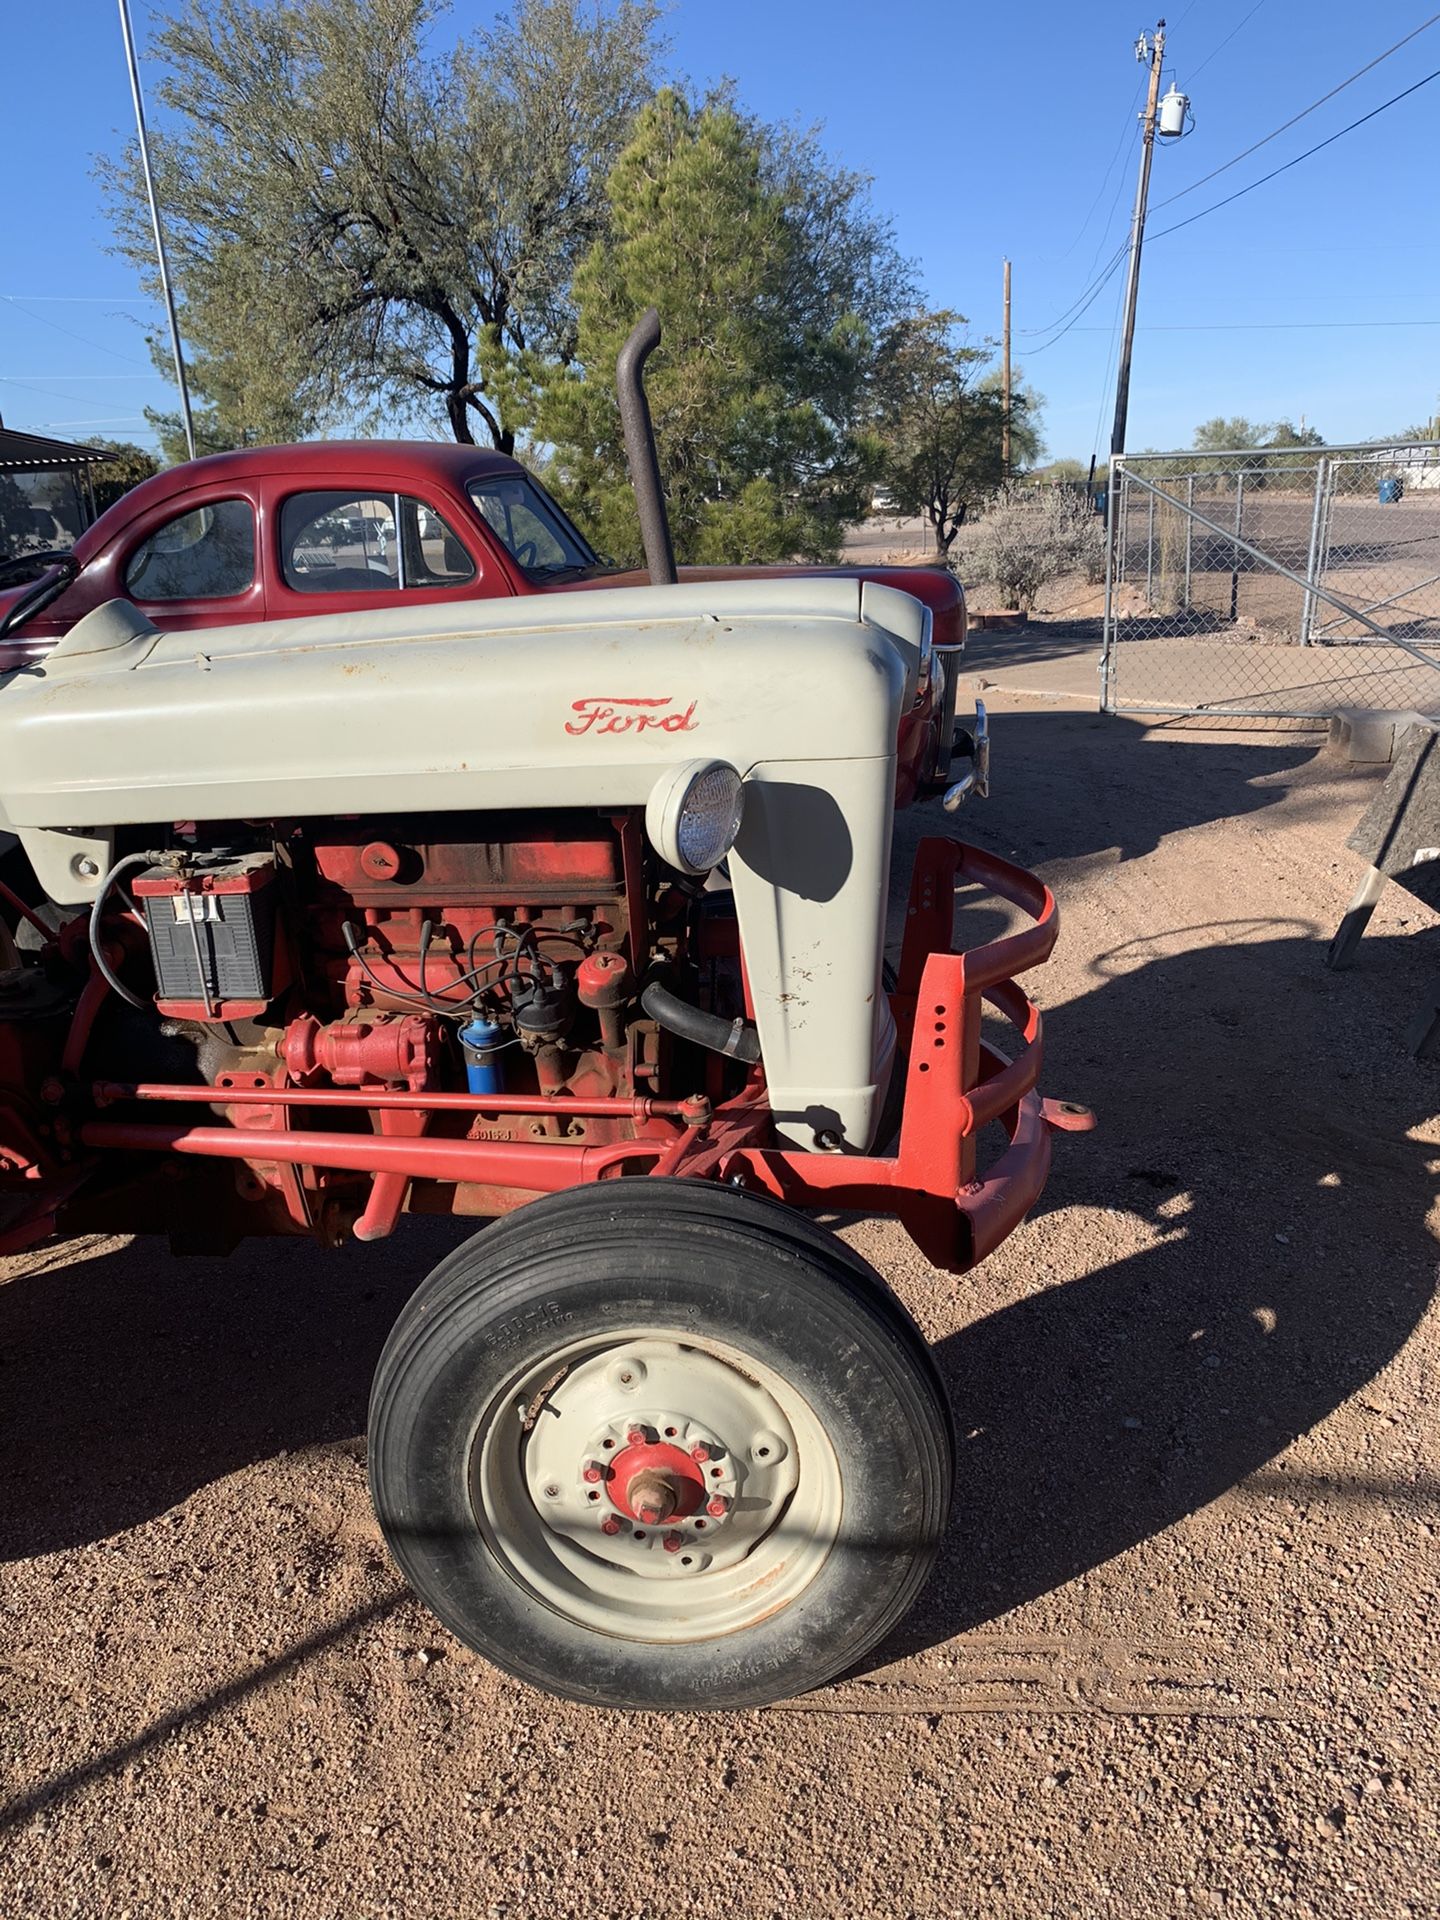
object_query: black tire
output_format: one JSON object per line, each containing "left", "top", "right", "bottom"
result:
{"left": 368, "top": 1179, "right": 952, "bottom": 1710}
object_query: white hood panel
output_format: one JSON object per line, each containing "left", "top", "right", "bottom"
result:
{"left": 0, "top": 577, "right": 925, "bottom": 1150}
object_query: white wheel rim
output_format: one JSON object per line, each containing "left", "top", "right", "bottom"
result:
{"left": 468, "top": 1331, "right": 844, "bottom": 1644}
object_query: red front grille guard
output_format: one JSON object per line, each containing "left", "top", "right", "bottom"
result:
{"left": 728, "top": 836, "right": 1094, "bottom": 1270}
{"left": 40, "top": 837, "right": 1089, "bottom": 1274}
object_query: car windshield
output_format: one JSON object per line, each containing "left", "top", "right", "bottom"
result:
{"left": 467, "top": 475, "right": 597, "bottom": 576}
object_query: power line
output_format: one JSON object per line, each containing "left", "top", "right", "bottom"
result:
{"left": 0, "top": 294, "right": 150, "bottom": 368}
{"left": 1028, "top": 23, "right": 1440, "bottom": 362}
{"left": 1153, "top": 12, "right": 1440, "bottom": 212}
{"left": 0, "top": 374, "right": 141, "bottom": 410}
{"left": 1090, "top": 254, "right": 1130, "bottom": 467}
{"left": 1020, "top": 72, "right": 1146, "bottom": 337}
{"left": 1053, "top": 317, "right": 1440, "bottom": 332}
{"left": 1050, "top": 74, "right": 1146, "bottom": 267}
{"left": 1024, "top": 249, "right": 1132, "bottom": 355}
{"left": 28, "top": 417, "right": 155, "bottom": 430}
{"left": 1075, "top": 124, "right": 1143, "bottom": 294}
{"left": 1149, "top": 64, "right": 1440, "bottom": 241}
{"left": 1019, "top": 239, "right": 1129, "bottom": 340}
{"left": 1187, "top": 0, "right": 1269, "bottom": 85}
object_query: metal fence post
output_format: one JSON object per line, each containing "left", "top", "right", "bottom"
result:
{"left": 1299, "top": 456, "right": 1328, "bottom": 647}
{"left": 1100, "top": 463, "right": 1119, "bottom": 711}
{"left": 1228, "top": 472, "right": 1246, "bottom": 625}
{"left": 1145, "top": 486, "right": 1155, "bottom": 606}
{"left": 1182, "top": 474, "right": 1193, "bottom": 610}
{"left": 1117, "top": 479, "right": 1129, "bottom": 585}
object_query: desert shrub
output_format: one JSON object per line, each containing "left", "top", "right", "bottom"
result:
{"left": 956, "top": 484, "right": 1106, "bottom": 611}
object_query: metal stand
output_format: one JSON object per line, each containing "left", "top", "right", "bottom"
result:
{"left": 1326, "top": 720, "right": 1440, "bottom": 1056}
{"left": 1326, "top": 864, "right": 1390, "bottom": 971}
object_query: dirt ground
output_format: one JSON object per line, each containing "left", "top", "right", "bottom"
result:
{"left": 3, "top": 694, "right": 1438, "bottom": 1918}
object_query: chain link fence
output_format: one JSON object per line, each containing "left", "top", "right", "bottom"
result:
{"left": 1100, "top": 442, "right": 1440, "bottom": 718}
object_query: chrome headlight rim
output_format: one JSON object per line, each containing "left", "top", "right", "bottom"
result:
{"left": 645, "top": 759, "right": 746, "bottom": 876}
{"left": 911, "top": 604, "right": 935, "bottom": 709}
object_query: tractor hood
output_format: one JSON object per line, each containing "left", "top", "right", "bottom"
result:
{"left": 0, "top": 575, "right": 928, "bottom": 1152}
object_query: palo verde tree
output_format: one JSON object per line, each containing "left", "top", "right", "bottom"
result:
{"left": 538, "top": 89, "right": 913, "bottom": 565}
{"left": 99, "top": 0, "right": 663, "bottom": 453}
{"left": 873, "top": 310, "right": 1037, "bottom": 559}
{"left": 88, "top": 440, "right": 162, "bottom": 513}
{"left": 1187, "top": 416, "right": 1325, "bottom": 487}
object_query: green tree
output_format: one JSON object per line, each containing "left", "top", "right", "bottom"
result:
{"left": 88, "top": 440, "right": 162, "bottom": 513}
{"left": 872, "top": 311, "right": 1032, "bottom": 558}
{"left": 1192, "top": 416, "right": 1268, "bottom": 454}
{"left": 1027, "top": 458, "right": 1092, "bottom": 488}
{"left": 1261, "top": 419, "right": 1324, "bottom": 479}
{"left": 1266, "top": 420, "right": 1324, "bottom": 449}
{"left": 976, "top": 367, "right": 1045, "bottom": 471}
{"left": 1188, "top": 416, "right": 1326, "bottom": 489}
{"left": 99, "top": 0, "right": 663, "bottom": 453}
{"left": 538, "top": 90, "right": 910, "bottom": 565}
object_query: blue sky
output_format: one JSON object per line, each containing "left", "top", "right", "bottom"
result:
{"left": 3, "top": 0, "right": 1437, "bottom": 463}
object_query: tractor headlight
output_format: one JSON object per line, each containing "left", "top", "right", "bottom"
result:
{"left": 646, "top": 760, "right": 746, "bottom": 875}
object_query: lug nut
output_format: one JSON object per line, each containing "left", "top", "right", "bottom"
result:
{"left": 626, "top": 1426, "right": 647, "bottom": 1447}
{"left": 600, "top": 1515, "right": 623, "bottom": 1536}
{"left": 706, "top": 1495, "right": 730, "bottom": 1518}
{"left": 663, "top": 1532, "right": 683, "bottom": 1554}
{"left": 690, "top": 1442, "right": 711, "bottom": 1464}
{"left": 582, "top": 1462, "right": 605, "bottom": 1484}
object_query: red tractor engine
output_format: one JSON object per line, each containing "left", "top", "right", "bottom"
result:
{"left": 49, "top": 805, "right": 751, "bottom": 1250}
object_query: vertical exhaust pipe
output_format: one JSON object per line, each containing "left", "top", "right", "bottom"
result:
{"left": 615, "top": 308, "right": 677, "bottom": 586}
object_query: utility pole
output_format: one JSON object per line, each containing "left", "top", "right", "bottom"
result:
{"left": 1002, "top": 257, "right": 1012, "bottom": 476}
{"left": 117, "top": 0, "right": 195, "bottom": 461}
{"left": 1109, "top": 20, "right": 1166, "bottom": 464}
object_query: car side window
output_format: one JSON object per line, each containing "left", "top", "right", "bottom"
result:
{"left": 124, "top": 499, "right": 255, "bottom": 602}
{"left": 467, "top": 476, "right": 593, "bottom": 574}
{"left": 280, "top": 491, "right": 476, "bottom": 595}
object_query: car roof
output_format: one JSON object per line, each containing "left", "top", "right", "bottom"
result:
{"left": 73, "top": 440, "right": 528, "bottom": 564}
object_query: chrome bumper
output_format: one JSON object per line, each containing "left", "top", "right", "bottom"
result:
{"left": 943, "top": 698, "right": 990, "bottom": 810}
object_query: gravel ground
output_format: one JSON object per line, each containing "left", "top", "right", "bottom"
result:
{"left": 2, "top": 694, "right": 1438, "bottom": 1918}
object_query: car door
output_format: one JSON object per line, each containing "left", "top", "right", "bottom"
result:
{"left": 262, "top": 481, "right": 498, "bottom": 623}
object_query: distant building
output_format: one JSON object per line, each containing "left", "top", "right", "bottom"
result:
{"left": 0, "top": 417, "right": 108, "bottom": 563}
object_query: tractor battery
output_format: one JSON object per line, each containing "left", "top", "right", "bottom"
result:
{"left": 133, "top": 853, "right": 277, "bottom": 1019}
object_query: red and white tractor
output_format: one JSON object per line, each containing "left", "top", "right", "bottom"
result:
{"left": 0, "top": 320, "right": 1087, "bottom": 1708}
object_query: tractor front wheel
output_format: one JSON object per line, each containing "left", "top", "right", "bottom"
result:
{"left": 367, "top": 1180, "right": 952, "bottom": 1710}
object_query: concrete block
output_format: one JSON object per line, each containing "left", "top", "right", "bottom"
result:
{"left": 1327, "top": 707, "right": 1436, "bottom": 765}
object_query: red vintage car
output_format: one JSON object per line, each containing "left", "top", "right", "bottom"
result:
{"left": 0, "top": 442, "right": 966, "bottom": 807}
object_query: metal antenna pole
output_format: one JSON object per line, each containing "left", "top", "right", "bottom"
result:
{"left": 1002, "top": 257, "right": 1012, "bottom": 476}
{"left": 117, "top": 0, "right": 195, "bottom": 461}
{"left": 1110, "top": 21, "right": 1166, "bottom": 463}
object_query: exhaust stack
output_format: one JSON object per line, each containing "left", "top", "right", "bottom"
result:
{"left": 615, "top": 308, "right": 677, "bottom": 586}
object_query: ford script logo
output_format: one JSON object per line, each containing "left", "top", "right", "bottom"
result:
{"left": 565, "top": 696, "right": 699, "bottom": 737}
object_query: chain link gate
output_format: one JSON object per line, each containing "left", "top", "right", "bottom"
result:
{"left": 1100, "top": 442, "right": 1440, "bottom": 719}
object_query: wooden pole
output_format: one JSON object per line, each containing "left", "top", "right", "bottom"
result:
{"left": 1109, "top": 21, "right": 1166, "bottom": 463}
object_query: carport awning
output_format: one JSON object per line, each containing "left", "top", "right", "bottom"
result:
{"left": 0, "top": 425, "right": 108, "bottom": 472}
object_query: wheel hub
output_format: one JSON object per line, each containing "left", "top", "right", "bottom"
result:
{"left": 518, "top": 1338, "right": 797, "bottom": 1579}
{"left": 604, "top": 1439, "right": 706, "bottom": 1523}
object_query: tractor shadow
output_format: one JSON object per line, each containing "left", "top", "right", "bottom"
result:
{"left": 0, "top": 1217, "right": 469, "bottom": 1561}
{"left": 862, "top": 916, "right": 1439, "bottom": 1669}
{"left": 894, "top": 706, "right": 1324, "bottom": 875}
